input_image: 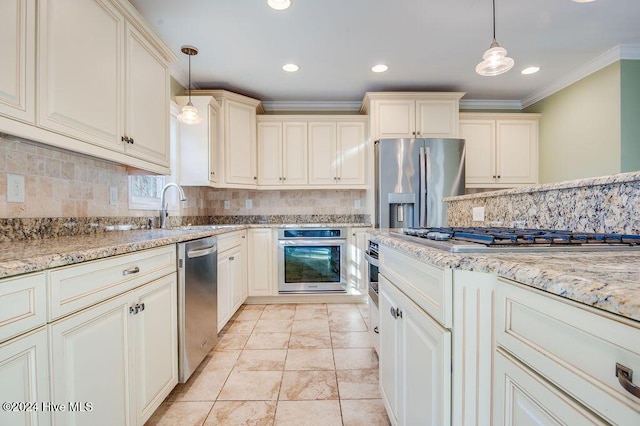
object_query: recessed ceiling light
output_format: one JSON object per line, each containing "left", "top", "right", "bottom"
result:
{"left": 371, "top": 64, "right": 388, "bottom": 73}
{"left": 282, "top": 63, "right": 299, "bottom": 72}
{"left": 268, "top": 0, "right": 291, "bottom": 10}
{"left": 521, "top": 66, "right": 540, "bottom": 75}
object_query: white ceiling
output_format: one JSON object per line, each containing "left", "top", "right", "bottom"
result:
{"left": 129, "top": 0, "right": 640, "bottom": 109}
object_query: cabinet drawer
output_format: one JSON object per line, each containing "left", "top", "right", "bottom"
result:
{"left": 48, "top": 245, "right": 176, "bottom": 320}
{"left": 0, "top": 273, "right": 46, "bottom": 343}
{"left": 496, "top": 278, "right": 640, "bottom": 425}
{"left": 379, "top": 246, "right": 452, "bottom": 328}
{"left": 217, "top": 230, "right": 245, "bottom": 253}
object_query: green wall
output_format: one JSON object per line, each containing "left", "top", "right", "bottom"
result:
{"left": 621, "top": 60, "right": 640, "bottom": 172}
{"left": 525, "top": 62, "right": 621, "bottom": 183}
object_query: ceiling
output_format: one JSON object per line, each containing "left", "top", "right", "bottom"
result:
{"left": 129, "top": 0, "right": 640, "bottom": 109}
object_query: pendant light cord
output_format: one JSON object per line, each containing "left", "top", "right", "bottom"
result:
{"left": 492, "top": 0, "right": 496, "bottom": 42}
{"left": 188, "top": 53, "right": 192, "bottom": 103}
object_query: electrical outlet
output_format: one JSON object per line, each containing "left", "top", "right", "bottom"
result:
{"left": 354, "top": 199, "right": 361, "bottom": 209}
{"left": 224, "top": 200, "right": 230, "bottom": 210}
{"left": 245, "top": 199, "right": 253, "bottom": 209}
{"left": 472, "top": 206, "right": 485, "bottom": 222}
{"left": 7, "top": 174, "right": 25, "bottom": 203}
{"left": 109, "top": 187, "right": 117, "bottom": 206}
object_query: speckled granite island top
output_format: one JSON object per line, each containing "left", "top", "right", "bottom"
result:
{"left": 370, "top": 230, "right": 640, "bottom": 323}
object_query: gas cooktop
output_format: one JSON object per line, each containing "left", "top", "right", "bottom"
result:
{"left": 394, "top": 227, "right": 640, "bottom": 253}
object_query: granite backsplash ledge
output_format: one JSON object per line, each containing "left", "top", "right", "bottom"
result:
{"left": 445, "top": 171, "right": 640, "bottom": 233}
{"left": 0, "top": 214, "right": 371, "bottom": 241}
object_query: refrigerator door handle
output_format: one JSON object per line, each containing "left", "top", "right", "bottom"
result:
{"left": 419, "top": 146, "right": 427, "bottom": 228}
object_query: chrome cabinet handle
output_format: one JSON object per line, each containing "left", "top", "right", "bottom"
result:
{"left": 390, "top": 307, "right": 402, "bottom": 319}
{"left": 229, "top": 256, "right": 235, "bottom": 261}
{"left": 139, "top": 303, "right": 145, "bottom": 312}
{"left": 616, "top": 363, "right": 640, "bottom": 398}
{"left": 374, "top": 326, "right": 379, "bottom": 334}
{"left": 123, "top": 266, "right": 140, "bottom": 276}
{"left": 129, "top": 306, "right": 137, "bottom": 315}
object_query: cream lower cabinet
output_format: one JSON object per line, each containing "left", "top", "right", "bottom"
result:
{"left": 347, "top": 229, "right": 369, "bottom": 295}
{"left": 494, "top": 279, "right": 640, "bottom": 425}
{"left": 217, "top": 231, "right": 248, "bottom": 331}
{"left": 0, "top": 0, "right": 35, "bottom": 124}
{"left": 379, "top": 274, "right": 451, "bottom": 426}
{"left": 460, "top": 113, "right": 540, "bottom": 188}
{"left": 0, "top": 328, "right": 50, "bottom": 426}
{"left": 308, "top": 119, "right": 366, "bottom": 187}
{"left": 247, "top": 228, "right": 276, "bottom": 297}
{"left": 50, "top": 273, "right": 177, "bottom": 426}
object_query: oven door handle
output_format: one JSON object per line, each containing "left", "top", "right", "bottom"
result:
{"left": 278, "top": 239, "right": 347, "bottom": 246}
{"left": 364, "top": 252, "right": 379, "bottom": 267}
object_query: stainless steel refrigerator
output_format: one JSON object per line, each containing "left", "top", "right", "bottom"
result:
{"left": 375, "top": 138, "right": 465, "bottom": 229}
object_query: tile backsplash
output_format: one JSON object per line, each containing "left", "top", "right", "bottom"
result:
{"left": 0, "top": 134, "right": 367, "bottom": 219}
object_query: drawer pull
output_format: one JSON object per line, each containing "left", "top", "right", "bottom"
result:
{"left": 139, "top": 303, "right": 145, "bottom": 312}
{"left": 374, "top": 326, "right": 379, "bottom": 334}
{"left": 616, "top": 363, "right": 640, "bottom": 398}
{"left": 123, "top": 266, "right": 140, "bottom": 275}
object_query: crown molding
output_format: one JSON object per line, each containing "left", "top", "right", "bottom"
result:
{"left": 261, "top": 101, "right": 363, "bottom": 112}
{"left": 521, "top": 44, "right": 640, "bottom": 108}
{"left": 459, "top": 99, "right": 523, "bottom": 110}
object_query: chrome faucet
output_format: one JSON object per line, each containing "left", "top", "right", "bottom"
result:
{"left": 160, "top": 183, "right": 187, "bottom": 229}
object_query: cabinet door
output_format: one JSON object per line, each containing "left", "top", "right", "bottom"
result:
{"left": 38, "top": 0, "right": 124, "bottom": 151}
{"left": 49, "top": 293, "right": 132, "bottom": 426}
{"left": 225, "top": 100, "right": 257, "bottom": 185}
{"left": 217, "top": 254, "right": 231, "bottom": 332}
{"left": 229, "top": 244, "right": 247, "bottom": 314}
{"left": 308, "top": 122, "right": 337, "bottom": 185}
{"left": 374, "top": 100, "right": 415, "bottom": 139}
{"left": 496, "top": 120, "right": 538, "bottom": 184}
{"left": 0, "top": 328, "right": 50, "bottom": 426}
{"left": 257, "top": 122, "right": 283, "bottom": 186}
{"left": 416, "top": 100, "right": 458, "bottom": 138}
{"left": 494, "top": 349, "right": 605, "bottom": 426}
{"left": 0, "top": 0, "right": 34, "bottom": 123}
{"left": 379, "top": 275, "right": 400, "bottom": 425}
{"left": 282, "top": 122, "right": 308, "bottom": 185}
{"left": 124, "top": 24, "right": 169, "bottom": 167}
{"left": 133, "top": 275, "right": 178, "bottom": 425}
{"left": 347, "top": 230, "right": 368, "bottom": 293}
{"left": 460, "top": 120, "right": 496, "bottom": 185}
{"left": 337, "top": 122, "right": 366, "bottom": 185}
{"left": 248, "top": 229, "right": 275, "bottom": 297}
{"left": 209, "top": 104, "right": 220, "bottom": 184}
{"left": 401, "top": 291, "right": 451, "bottom": 426}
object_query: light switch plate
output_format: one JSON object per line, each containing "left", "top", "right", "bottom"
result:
{"left": 224, "top": 200, "right": 230, "bottom": 210}
{"left": 472, "top": 206, "right": 485, "bottom": 222}
{"left": 245, "top": 199, "right": 253, "bottom": 209}
{"left": 355, "top": 199, "right": 361, "bottom": 209}
{"left": 7, "top": 174, "right": 25, "bottom": 203}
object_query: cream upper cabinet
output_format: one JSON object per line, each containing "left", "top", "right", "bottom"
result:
{"left": 257, "top": 119, "right": 308, "bottom": 187}
{"left": 175, "top": 95, "right": 221, "bottom": 186}
{"left": 123, "top": 23, "right": 170, "bottom": 166}
{"left": 190, "top": 90, "right": 262, "bottom": 188}
{"left": 308, "top": 118, "right": 366, "bottom": 187}
{"left": 0, "top": 0, "right": 35, "bottom": 124}
{"left": 361, "top": 92, "right": 465, "bottom": 141}
{"left": 36, "top": 0, "right": 174, "bottom": 170}
{"left": 460, "top": 113, "right": 540, "bottom": 188}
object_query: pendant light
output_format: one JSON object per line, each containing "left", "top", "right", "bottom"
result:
{"left": 476, "top": 0, "right": 514, "bottom": 76}
{"left": 177, "top": 45, "right": 202, "bottom": 124}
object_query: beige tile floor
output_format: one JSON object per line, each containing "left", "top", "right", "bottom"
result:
{"left": 146, "top": 303, "right": 390, "bottom": 426}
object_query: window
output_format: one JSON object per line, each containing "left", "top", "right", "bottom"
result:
{"left": 128, "top": 175, "right": 165, "bottom": 210}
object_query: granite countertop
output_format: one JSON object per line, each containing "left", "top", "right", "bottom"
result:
{"left": 370, "top": 230, "right": 640, "bottom": 323}
{"left": 0, "top": 223, "right": 371, "bottom": 279}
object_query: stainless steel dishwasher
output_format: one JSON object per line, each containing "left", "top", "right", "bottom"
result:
{"left": 177, "top": 236, "right": 218, "bottom": 383}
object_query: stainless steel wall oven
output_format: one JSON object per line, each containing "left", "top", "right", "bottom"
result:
{"left": 278, "top": 228, "right": 347, "bottom": 293}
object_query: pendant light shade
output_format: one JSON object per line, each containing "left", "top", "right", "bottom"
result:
{"left": 178, "top": 45, "right": 202, "bottom": 125}
{"left": 476, "top": 0, "right": 514, "bottom": 76}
